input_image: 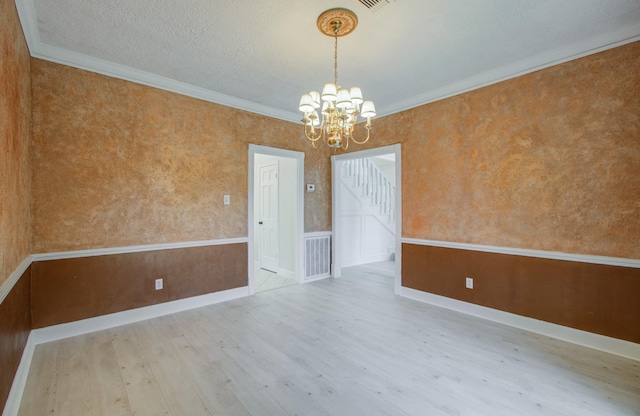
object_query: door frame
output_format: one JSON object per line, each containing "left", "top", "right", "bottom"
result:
{"left": 331, "top": 144, "right": 402, "bottom": 295}
{"left": 248, "top": 144, "right": 305, "bottom": 295}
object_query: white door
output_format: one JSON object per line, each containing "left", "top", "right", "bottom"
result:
{"left": 259, "top": 162, "right": 279, "bottom": 272}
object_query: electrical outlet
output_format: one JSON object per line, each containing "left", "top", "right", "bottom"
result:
{"left": 155, "top": 278, "right": 163, "bottom": 290}
{"left": 465, "top": 277, "right": 473, "bottom": 289}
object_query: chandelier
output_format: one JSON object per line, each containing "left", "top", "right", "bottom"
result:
{"left": 298, "top": 8, "right": 376, "bottom": 150}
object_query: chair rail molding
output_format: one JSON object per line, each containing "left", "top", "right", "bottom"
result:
{"left": 401, "top": 238, "right": 640, "bottom": 268}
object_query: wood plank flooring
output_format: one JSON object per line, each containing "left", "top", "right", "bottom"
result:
{"left": 254, "top": 268, "right": 297, "bottom": 293}
{"left": 18, "top": 262, "right": 640, "bottom": 415}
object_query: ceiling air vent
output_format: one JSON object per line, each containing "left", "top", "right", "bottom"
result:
{"left": 357, "top": 0, "right": 395, "bottom": 12}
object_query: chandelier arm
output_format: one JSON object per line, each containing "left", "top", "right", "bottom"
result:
{"left": 303, "top": 124, "right": 322, "bottom": 141}
{"left": 349, "top": 126, "right": 371, "bottom": 145}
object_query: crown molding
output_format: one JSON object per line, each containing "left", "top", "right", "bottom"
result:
{"left": 14, "top": 0, "right": 300, "bottom": 123}
{"left": 380, "top": 23, "right": 640, "bottom": 117}
{"left": 33, "top": 44, "right": 302, "bottom": 123}
{"left": 15, "top": 0, "right": 640, "bottom": 122}
{"left": 14, "top": 0, "right": 39, "bottom": 51}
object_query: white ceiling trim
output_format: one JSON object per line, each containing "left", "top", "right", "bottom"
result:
{"left": 14, "top": 0, "right": 300, "bottom": 123}
{"left": 14, "top": 0, "right": 39, "bottom": 48}
{"left": 15, "top": 0, "right": 640, "bottom": 123}
{"left": 382, "top": 23, "right": 640, "bottom": 118}
{"left": 32, "top": 43, "right": 302, "bottom": 123}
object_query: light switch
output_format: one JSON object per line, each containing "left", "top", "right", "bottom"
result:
{"left": 224, "top": 195, "right": 230, "bottom": 205}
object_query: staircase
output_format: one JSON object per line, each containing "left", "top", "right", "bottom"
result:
{"left": 342, "top": 157, "right": 396, "bottom": 224}
{"left": 339, "top": 157, "right": 396, "bottom": 266}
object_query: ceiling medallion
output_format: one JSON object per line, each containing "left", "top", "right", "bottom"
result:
{"left": 316, "top": 8, "right": 358, "bottom": 37}
{"left": 298, "top": 8, "right": 376, "bottom": 150}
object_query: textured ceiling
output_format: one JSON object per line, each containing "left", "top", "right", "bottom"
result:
{"left": 15, "top": 0, "right": 640, "bottom": 122}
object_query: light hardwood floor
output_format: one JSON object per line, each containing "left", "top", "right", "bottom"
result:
{"left": 254, "top": 268, "right": 297, "bottom": 293}
{"left": 18, "top": 262, "right": 640, "bottom": 415}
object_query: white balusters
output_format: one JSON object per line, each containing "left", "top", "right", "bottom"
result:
{"left": 340, "top": 157, "right": 395, "bottom": 220}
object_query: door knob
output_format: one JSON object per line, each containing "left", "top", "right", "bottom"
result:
{"left": 258, "top": 221, "right": 263, "bottom": 225}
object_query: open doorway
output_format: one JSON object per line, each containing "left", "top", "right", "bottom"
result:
{"left": 248, "top": 145, "right": 304, "bottom": 295}
{"left": 331, "top": 144, "right": 402, "bottom": 294}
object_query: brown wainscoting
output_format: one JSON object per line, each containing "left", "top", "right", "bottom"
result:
{"left": 31, "top": 243, "right": 248, "bottom": 328}
{"left": 402, "top": 243, "right": 640, "bottom": 344}
{"left": 0, "top": 266, "right": 31, "bottom": 415}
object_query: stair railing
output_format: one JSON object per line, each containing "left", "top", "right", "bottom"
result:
{"left": 341, "top": 158, "right": 395, "bottom": 219}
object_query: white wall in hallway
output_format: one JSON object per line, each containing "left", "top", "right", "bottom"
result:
{"left": 369, "top": 155, "right": 395, "bottom": 184}
{"left": 339, "top": 157, "right": 396, "bottom": 267}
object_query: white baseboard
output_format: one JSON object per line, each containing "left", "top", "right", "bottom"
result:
{"left": 2, "top": 332, "right": 37, "bottom": 416}
{"left": 303, "top": 274, "right": 331, "bottom": 283}
{"left": 278, "top": 268, "right": 296, "bottom": 280}
{"left": 2, "top": 286, "right": 249, "bottom": 416}
{"left": 32, "top": 286, "right": 249, "bottom": 344}
{"left": 399, "top": 287, "right": 640, "bottom": 362}
{"left": 342, "top": 254, "right": 393, "bottom": 268}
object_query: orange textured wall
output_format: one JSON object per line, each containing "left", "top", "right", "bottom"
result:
{"left": 31, "top": 42, "right": 640, "bottom": 259}
{"left": 368, "top": 42, "right": 639, "bottom": 259}
{"left": 0, "top": 0, "right": 32, "bottom": 284}
{"left": 31, "top": 60, "right": 331, "bottom": 253}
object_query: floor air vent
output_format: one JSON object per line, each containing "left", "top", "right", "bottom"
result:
{"left": 305, "top": 233, "right": 331, "bottom": 280}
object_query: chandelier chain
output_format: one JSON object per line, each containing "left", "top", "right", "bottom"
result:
{"left": 334, "top": 35, "right": 338, "bottom": 86}
{"left": 333, "top": 22, "right": 340, "bottom": 86}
